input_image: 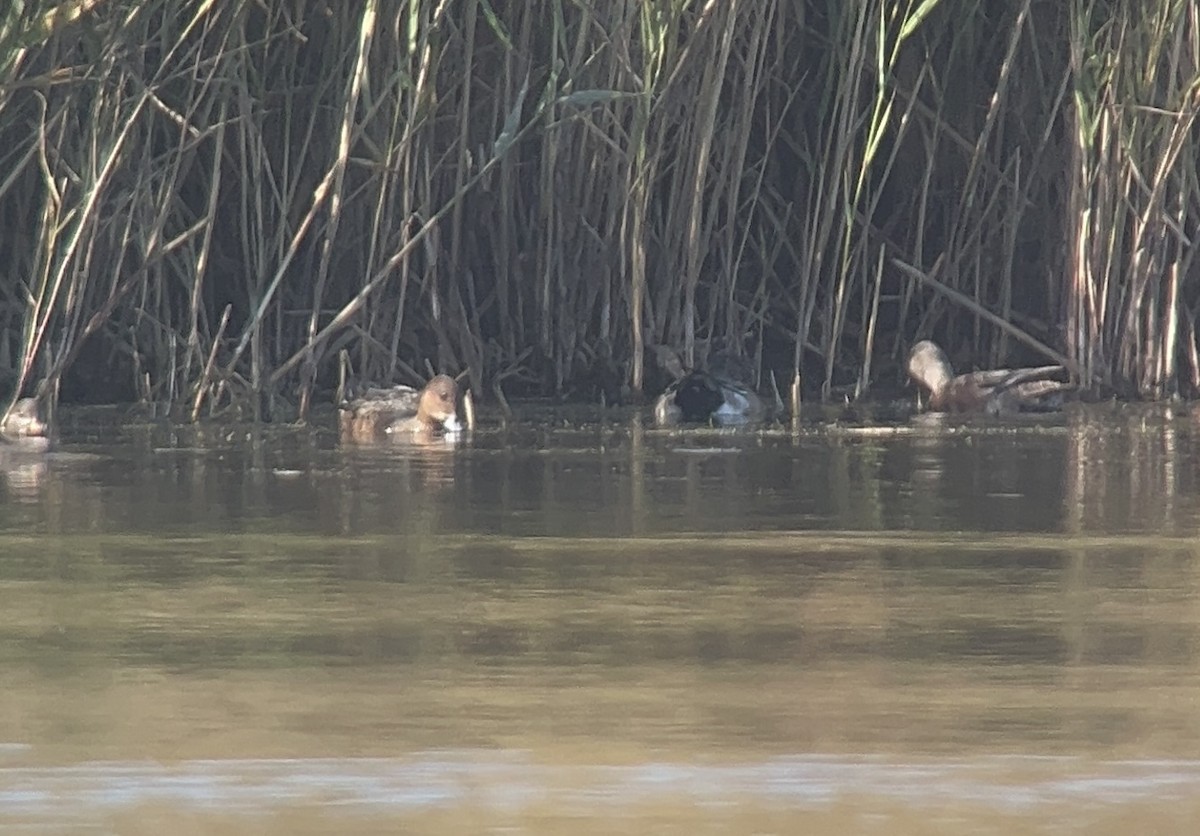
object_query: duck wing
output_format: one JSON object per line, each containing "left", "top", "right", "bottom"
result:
{"left": 970, "top": 365, "right": 1064, "bottom": 388}
{"left": 711, "top": 378, "right": 764, "bottom": 425}
{"left": 985, "top": 376, "right": 1074, "bottom": 414}
{"left": 340, "top": 383, "right": 422, "bottom": 417}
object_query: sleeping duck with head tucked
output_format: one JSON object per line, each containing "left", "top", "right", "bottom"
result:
{"left": 1, "top": 397, "right": 51, "bottom": 448}
{"left": 906, "top": 339, "right": 1073, "bottom": 416}
{"left": 339, "top": 374, "right": 465, "bottom": 443}
{"left": 654, "top": 349, "right": 765, "bottom": 427}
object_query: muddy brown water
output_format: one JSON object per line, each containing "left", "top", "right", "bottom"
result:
{"left": 2, "top": 403, "right": 1200, "bottom": 833}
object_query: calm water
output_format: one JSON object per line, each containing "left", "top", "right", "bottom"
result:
{"left": 3, "top": 403, "right": 1200, "bottom": 833}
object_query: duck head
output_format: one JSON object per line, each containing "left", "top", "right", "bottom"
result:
{"left": 906, "top": 340, "right": 955, "bottom": 398}
{"left": 414, "top": 374, "right": 463, "bottom": 432}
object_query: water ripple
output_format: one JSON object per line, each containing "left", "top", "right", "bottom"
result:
{"left": 2, "top": 752, "right": 1200, "bottom": 820}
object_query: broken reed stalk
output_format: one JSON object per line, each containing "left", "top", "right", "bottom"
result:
{"left": 192, "top": 303, "right": 231, "bottom": 422}
{"left": 264, "top": 82, "right": 545, "bottom": 388}
{"left": 893, "top": 256, "right": 1074, "bottom": 371}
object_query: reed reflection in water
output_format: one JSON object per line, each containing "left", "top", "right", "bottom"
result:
{"left": 1, "top": 403, "right": 1199, "bottom": 833}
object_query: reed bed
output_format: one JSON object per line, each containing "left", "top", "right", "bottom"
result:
{"left": 0, "top": 0, "right": 1199, "bottom": 420}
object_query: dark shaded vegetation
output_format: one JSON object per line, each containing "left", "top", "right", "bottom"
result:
{"left": 1, "top": 0, "right": 1198, "bottom": 421}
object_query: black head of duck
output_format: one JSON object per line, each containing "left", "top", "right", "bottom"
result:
{"left": 654, "top": 350, "right": 764, "bottom": 427}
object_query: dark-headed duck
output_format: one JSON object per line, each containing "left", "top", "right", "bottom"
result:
{"left": 339, "top": 375, "right": 464, "bottom": 442}
{"left": 654, "top": 351, "right": 765, "bottom": 426}
{"left": 906, "top": 340, "right": 1072, "bottom": 415}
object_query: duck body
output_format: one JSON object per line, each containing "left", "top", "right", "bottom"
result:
{"left": 906, "top": 340, "right": 1072, "bottom": 415}
{"left": 0, "top": 398, "right": 50, "bottom": 447}
{"left": 654, "top": 352, "right": 764, "bottom": 427}
{"left": 339, "top": 375, "right": 463, "bottom": 442}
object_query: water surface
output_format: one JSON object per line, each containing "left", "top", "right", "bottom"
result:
{"left": 2, "top": 403, "right": 1200, "bottom": 833}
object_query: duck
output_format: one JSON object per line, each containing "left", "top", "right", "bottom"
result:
{"left": 339, "top": 374, "right": 464, "bottom": 442}
{"left": 906, "top": 339, "right": 1072, "bottom": 415}
{"left": 654, "top": 350, "right": 765, "bottom": 426}
{"left": 0, "top": 398, "right": 50, "bottom": 446}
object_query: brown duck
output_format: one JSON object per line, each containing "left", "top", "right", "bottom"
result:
{"left": 906, "top": 340, "right": 1072, "bottom": 415}
{"left": 339, "top": 375, "right": 464, "bottom": 442}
